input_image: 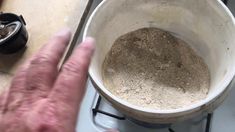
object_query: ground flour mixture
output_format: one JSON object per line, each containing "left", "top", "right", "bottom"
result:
{"left": 102, "top": 28, "right": 210, "bottom": 110}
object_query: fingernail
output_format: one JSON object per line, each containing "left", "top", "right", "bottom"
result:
{"left": 81, "top": 37, "right": 96, "bottom": 51}
{"left": 83, "top": 37, "right": 95, "bottom": 45}
{"left": 55, "top": 28, "right": 71, "bottom": 37}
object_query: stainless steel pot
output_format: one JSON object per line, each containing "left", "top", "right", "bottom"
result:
{"left": 84, "top": 0, "right": 235, "bottom": 123}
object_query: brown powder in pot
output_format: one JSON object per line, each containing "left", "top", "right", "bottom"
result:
{"left": 102, "top": 28, "right": 210, "bottom": 110}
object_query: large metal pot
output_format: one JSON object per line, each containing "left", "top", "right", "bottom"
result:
{"left": 84, "top": 0, "right": 235, "bottom": 123}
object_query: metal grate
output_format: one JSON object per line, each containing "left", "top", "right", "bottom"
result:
{"left": 92, "top": 95, "right": 213, "bottom": 132}
{"left": 223, "top": 0, "right": 228, "bottom": 5}
{"left": 92, "top": 96, "right": 125, "bottom": 120}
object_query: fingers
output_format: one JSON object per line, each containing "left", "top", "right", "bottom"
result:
{"left": 0, "top": 90, "right": 9, "bottom": 113}
{"left": 0, "top": 61, "right": 31, "bottom": 113}
{"left": 3, "top": 29, "right": 72, "bottom": 111}
{"left": 8, "top": 62, "right": 30, "bottom": 94}
{"left": 49, "top": 38, "right": 95, "bottom": 118}
{"left": 26, "top": 28, "right": 71, "bottom": 98}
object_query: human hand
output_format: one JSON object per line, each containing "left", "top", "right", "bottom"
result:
{"left": 0, "top": 29, "right": 95, "bottom": 132}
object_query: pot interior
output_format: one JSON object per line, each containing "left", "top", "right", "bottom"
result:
{"left": 85, "top": 0, "right": 235, "bottom": 111}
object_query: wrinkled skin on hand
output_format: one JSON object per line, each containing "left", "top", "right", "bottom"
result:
{"left": 0, "top": 29, "right": 95, "bottom": 132}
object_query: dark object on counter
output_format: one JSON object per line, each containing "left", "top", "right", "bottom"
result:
{"left": 0, "top": 13, "right": 28, "bottom": 54}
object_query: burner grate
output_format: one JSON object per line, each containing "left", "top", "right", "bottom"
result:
{"left": 92, "top": 96, "right": 125, "bottom": 120}
{"left": 223, "top": 0, "right": 228, "bottom": 5}
{"left": 92, "top": 95, "right": 213, "bottom": 132}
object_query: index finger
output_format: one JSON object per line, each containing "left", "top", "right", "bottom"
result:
{"left": 49, "top": 38, "right": 95, "bottom": 111}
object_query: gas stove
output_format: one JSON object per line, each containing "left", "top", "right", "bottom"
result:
{"left": 76, "top": 80, "right": 235, "bottom": 132}
{"left": 75, "top": 0, "right": 235, "bottom": 132}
